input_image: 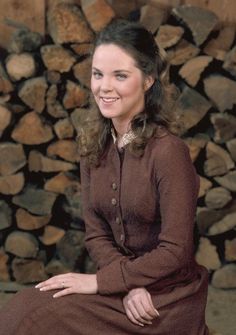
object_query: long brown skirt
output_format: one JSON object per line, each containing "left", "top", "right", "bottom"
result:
{"left": 0, "top": 266, "right": 209, "bottom": 335}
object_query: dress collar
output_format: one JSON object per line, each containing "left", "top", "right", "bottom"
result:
{"left": 111, "top": 127, "right": 137, "bottom": 148}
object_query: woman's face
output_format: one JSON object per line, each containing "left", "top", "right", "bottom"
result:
{"left": 91, "top": 43, "right": 151, "bottom": 132}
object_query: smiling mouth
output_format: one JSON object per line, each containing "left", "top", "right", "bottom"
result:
{"left": 100, "top": 97, "right": 119, "bottom": 103}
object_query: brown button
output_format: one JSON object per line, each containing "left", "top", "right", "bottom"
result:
{"left": 111, "top": 198, "right": 117, "bottom": 206}
{"left": 111, "top": 182, "right": 117, "bottom": 190}
{"left": 120, "top": 234, "right": 124, "bottom": 242}
{"left": 115, "top": 217, "right": 121, "bottom": 224}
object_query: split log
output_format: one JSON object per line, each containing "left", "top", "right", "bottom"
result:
{"left": 18, "top": 77, "right": 48, "bottom": 113}
{"left": 184, "top": 134, "right": 209, "bottom": 162}
{"left": 46, "top": 85, "right": 68, "bottom": 118}
{"left": 208, "top": 212, "right": 236, "bottom": 235}
{"left": 0, "top": 0, "right": 45, "bottom": 50}
{"left": 63, "top": 183, "right": 82, "bottom": 220}
{"left": 54, "top": 118, "right": 74, "bottom": 139}
{"left": 0, "top": 173, "right": 25, "bottom": 195}
{"left": 5, "top": 53, "right": 36, "bottom": 82}
{"left": 223, "top": 46, "right": 236, "bottom": 77}
{"left": 0, "top": 105, "right": 12, "bottom": 137}
{"left": 8, "top": 27, "right": 43, "bottom": 54}
{"left": 175, "top": 86, "right": 212, "bottom": 133}
{"left": 210, "top": 113, "right": 236, "bottom": 143}
{"left": 0, "top": 62, "right": 14, "bottom": 94}
{"left": 12, "top": 258, "right": 48, "bottom": 284}
{"left": 71, "top": 43, "right": 93, "bottom": 56}
{"left": 196, "top": 207, "right": 225, "bottom": 234}
{"left": 12, "top": 186, "right": 58, "bottom": 215}
{"left": 140, "top": 4, "right": 168, "bottom": 33}
{"left": 81, "top": 0, "right": 115, "bottom": 32}
{"left": 172, "top": 5, "right": 219, "bottom": 46}
{"left": 195, "top": 237, "right": 221, "bottom": 270}
{"left": 73, "top": 57, "right": 91, "bottom": 88}
{"left": 214, "top": 171, "right": 236, "bottom": 192}
{"left": 41, "top": 45, "right": 76, "bottom": 73}
{"left": 212, "top": 264, "right": 236, "bottom": 289}
{"left": 155, "top": 24, "right": 184, "bottom": 49}
{"left": 0, "top": 200, "right": 12, "bottom": 230}
{"left": 167, "top": 39, "right": 200, "bottom": 65}
{"left": 45, "top": 70, "right": 61, "bottom": 85}
{"left": 36, "top": 157, "right": 65, "bottom": 178}
{"left": 225, "top": 238, "right": 236, "bottom": 262}
{"left": 179, "top": 55, "right": 213, "bottom": 87}
{"left": 226, "top": 138, "right": 236, "bottom": 162}
{"left": 63, "top": 80, "right": 89, "bottom": 109}
{"left": 184, "top": 0, "right": 236, "bottom": 25}
{"left": 47, "top": 140, "right": 80, "bottom": 163}
{"left": 0, "top": 281, "right": 27, "bottom": 293}
{"left": 198, "top": 176, "right": 213, "bottom": 199}
{"left": 47, "top": 2, "right": 94, "bottom": 44}
{"left": 204, "top": 74, "right": 236, "bottom": 112}
{"left": 204, "top": 141, "right": 235, "bottom": 177}
{"left": 57, "top": 230, "right": 86, "bottom": 269}
{"left": 45, "top": 259, "right": 71, "bottom": 276}
{"left": 5, "top": 102, "right": 25, "bottom": 114}
{"left": 5, "top": 231, "right": 39, "bottom": 258}
{"left": 28, "top": 150, "right": 77, "bottom": 173}
{"left": 204, "top": 25, "right": 235, "bottom": 61}
{"left": 39, "top": 226, "right": 65, "bottom": 246}
{"left": 11, "top": 112, "right": 54, "bottom": 145}
{"left": 84, "top": 254, "right": 96, "bottom": 274}
{"left": 107, "top": 0, "right": 139, "bottom": 18}
{"left": 0, "top": 249, "right": 10, "bottom": 281}
{"left": 205, "top": 187, "right": 232, "bottom": 209}
{"left": 0, "top": 143, "right": 26, "bottom": 176}
{"left": 44, "top": 172, "right": 80, "bottom": 194}
{"left": 16, "top": 208, "right": 51, "bottom": 231}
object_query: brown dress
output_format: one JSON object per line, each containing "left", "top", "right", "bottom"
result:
{"left": 0, "top": 127, "right": 209, "bottom": 335}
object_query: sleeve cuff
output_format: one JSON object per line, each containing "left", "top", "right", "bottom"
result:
{"left": 96, "top": 258, "right": 128, "bottom": 295}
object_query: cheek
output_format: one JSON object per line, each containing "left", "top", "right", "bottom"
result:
{"left": 121, "top": 79, "right": 144, "bottom": 98}
{"left": 90, "top": 79, "right": 98, "bottom": 96}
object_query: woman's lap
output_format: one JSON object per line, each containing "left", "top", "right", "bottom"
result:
{"left": 0, "top": 275, "right": 209, "bottom": 335}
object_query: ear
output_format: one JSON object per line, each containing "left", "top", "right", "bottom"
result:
{"left": 144, "top": 76, "right": 155, "bottom": 91}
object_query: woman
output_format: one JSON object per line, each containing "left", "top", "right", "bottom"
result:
{"left": 0, "top": 19, "right": 209, "bottom": 334}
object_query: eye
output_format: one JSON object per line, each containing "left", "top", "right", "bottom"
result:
{"left": 92, "top": 71, "right": 102, "bottom": 79}
{"left": 116, "top": 73, "right": 127, "bottom": 81}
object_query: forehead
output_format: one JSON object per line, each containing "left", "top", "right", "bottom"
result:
{"left": 92, "top": 43, "right": 137, "bottom": 69}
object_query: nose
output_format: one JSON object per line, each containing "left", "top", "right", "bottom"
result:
{"left": 100, "top": 77, "right": 113, "bottom": 92}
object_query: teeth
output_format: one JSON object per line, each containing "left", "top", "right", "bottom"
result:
{"left": 101, "top": 97, "right": 118, "bottom": 102}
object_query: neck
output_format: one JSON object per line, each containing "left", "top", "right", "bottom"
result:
{"left": 112, "top": 120, "right": 131, "bottom": 137}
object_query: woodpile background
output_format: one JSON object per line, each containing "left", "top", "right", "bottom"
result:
{"left": 0, "top": 0, "right": 236, "bottom": 292}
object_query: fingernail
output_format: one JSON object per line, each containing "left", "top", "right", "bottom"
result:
{"left": 155, "top": 309, "right": 160, "bottom": 316}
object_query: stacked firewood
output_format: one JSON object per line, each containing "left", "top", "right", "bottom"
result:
{"left": 0, "top": 0, "right": 236, "bottom": 289}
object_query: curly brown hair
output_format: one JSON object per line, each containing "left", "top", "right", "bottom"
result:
{"left": 77, "top": 19, "right": 182, "bottom": 166}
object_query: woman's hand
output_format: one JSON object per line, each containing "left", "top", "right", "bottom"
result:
{"left": 123, "top": 287, "right": 159, "bottom": 327}
{"left": 35, "top": 273, "right": 98, "bottom": 298}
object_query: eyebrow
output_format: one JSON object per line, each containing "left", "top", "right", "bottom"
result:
{"left": 92, "top": 67, "right": 132, "bottom": 74}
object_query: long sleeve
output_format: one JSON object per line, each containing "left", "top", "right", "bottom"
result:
{"left": 96, "top": 138, "right": 200, "bottom": 294}
{"left": 80, "top": 158, "right": 126, "bottom": 269}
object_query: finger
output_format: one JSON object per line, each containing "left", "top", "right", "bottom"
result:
{"left": 53, "top": 288, "right": 73, "bottom": 298}
{"left": 132, "top": 300, "right": 153, "bottom": 323}
{"left": 146, "top": 292, "right": 160, "bottom": 317}
{"left": 127, "top": 302, "right": 152, "bottom": 325}
{"left": 139, "top": 296, "right": 158, "bottom": 319}
{"left": 35, "top": 274, "right": 71, "bottom": 289}
{"left": 37, "top": 278, "right": 68, "bottom": 291}
{"left": 125, "top": 309, "right": 144, "bottom": 327}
